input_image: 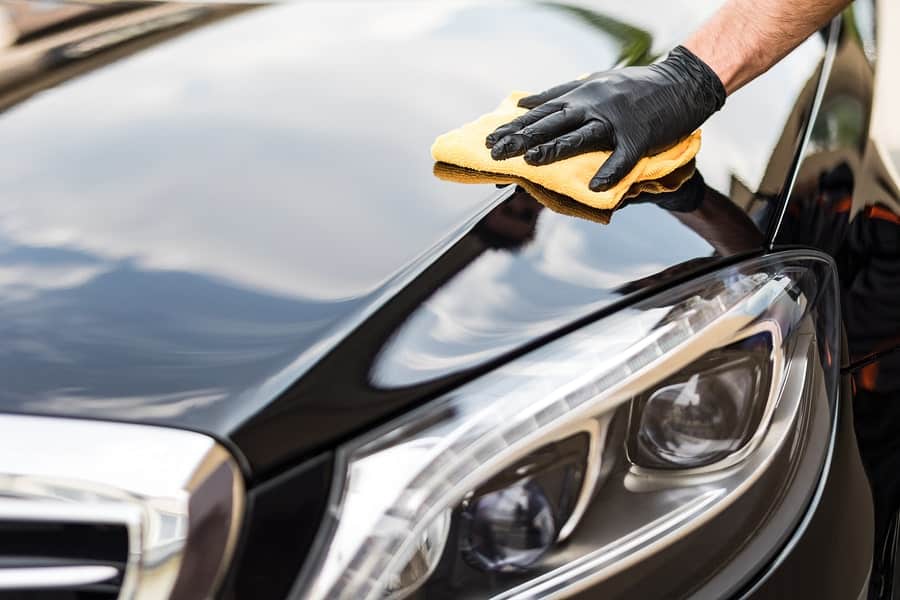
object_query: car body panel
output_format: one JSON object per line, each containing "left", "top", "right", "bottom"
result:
{"left": 0, "top": 1, "right": 829, "bottom": 476}
{"left": 740, "top": 373, "right": 873, "bottom": 600}
{"left": 0, "top": 1, "right": 887, "bottom": 599}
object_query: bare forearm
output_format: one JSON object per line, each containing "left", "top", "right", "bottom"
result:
{"left": 684, "top": 0, "right": 849, "bottom": 94}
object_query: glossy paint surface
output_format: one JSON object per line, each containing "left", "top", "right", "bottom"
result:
{"left": 0, "top": 1, "right": 827, "bottom": 474}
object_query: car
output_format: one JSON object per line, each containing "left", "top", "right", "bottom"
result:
{"left": 0, "top": 1, "right": 889, "bottom": 599}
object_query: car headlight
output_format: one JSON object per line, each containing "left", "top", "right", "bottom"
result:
{"left": 297, "top": 251, "right": 839, "bottom": 600}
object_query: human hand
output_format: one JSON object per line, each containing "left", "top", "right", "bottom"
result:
{"left": 485, "top": 46, "right": 725, "bottom": 191}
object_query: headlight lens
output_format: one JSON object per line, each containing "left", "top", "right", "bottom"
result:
{"left": 628, "top": 331, "right": 775, "bottom": 470}
{"left": 298, "top": 252, "right": 839, "bottom": 600}
{"left": 459, "top": 431, "right": 590, "bottom": 573}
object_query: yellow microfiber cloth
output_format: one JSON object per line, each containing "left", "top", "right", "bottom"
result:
{"left": 431, "top": 92, "right": 701, "bottom": 210}
{"left": 433, "top": 161, "right": 697, "bottom": 226}
{"left": 433, "top": 162, "right": 614, "bottom": 224}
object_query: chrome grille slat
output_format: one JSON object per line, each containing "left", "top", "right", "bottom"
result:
{"left": 0, "top": 565, "right": 119, "bottom": 590}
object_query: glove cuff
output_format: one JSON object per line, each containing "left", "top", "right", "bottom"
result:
{"left": 667, "top": 45, "right": 727, "bottom": 113}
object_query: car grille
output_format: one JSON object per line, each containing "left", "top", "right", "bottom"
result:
{"left": 0, "top": 414, "right": 245, "bottom": 600}
{"left": 0, "top": 520, "right": 128, "bottom": 599}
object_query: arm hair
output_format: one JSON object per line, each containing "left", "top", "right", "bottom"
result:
{"left": 684, "top": 0, "right": 850, "bottom": 94}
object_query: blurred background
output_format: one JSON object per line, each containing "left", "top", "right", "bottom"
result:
{"left": 870, "top": 2, "right": 900, "bottom": 173}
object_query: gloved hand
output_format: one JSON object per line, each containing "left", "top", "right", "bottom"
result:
{"left": 485, "top": 46, "right": 726, "bottom": 192}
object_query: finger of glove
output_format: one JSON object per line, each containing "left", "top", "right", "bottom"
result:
{"left": 490, "top": 108, "right": 583, "bottom": 160}
{"left": 524, "top": 120, "right": 613, "bottom": 165}
{"left": 486, "top": 103, "right": 560, "bottom": 149}
{"left": 590, "top": 144, "right": 642, "bottom": 191}
{"left": 517, "top": 80, "right": 581, "bottom": 109}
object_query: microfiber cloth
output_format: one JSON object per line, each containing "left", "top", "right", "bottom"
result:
{"left": 433, "top": 161, "right": 697, "bottom": 226}
{"left": 431, "top": 92, "right": 702, "bottom": 210}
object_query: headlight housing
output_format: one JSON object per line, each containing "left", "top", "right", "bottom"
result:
{"left": 298, "top": 251, "right": 839, "bottom": 600}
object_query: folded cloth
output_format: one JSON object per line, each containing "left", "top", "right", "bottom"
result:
{"left": 433, "top": 161, "right": 696, "bottom": 225}
{"left": 434, "top": 162, "right": 612, "bottom": 224}
{"left": 431, "top": 92, "right": 701, "bottom": 210}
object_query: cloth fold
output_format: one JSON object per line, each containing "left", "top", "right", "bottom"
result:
{"left": 433, "top": 161, "right": 696, "bottom": 225}
{"left": 431, "top": 92, "right": 701, "bottom": 210}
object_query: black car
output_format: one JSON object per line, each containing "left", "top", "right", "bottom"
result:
{"left": 0, "top": 1, "right": 889, "bottom": 599}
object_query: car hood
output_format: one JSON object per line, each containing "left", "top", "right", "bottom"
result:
{"left": 0, "top": 1, "right": 823, "bottom": 473}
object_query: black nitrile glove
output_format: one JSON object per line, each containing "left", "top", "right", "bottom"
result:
{"left": 485, "top": 46, "right": 726, "bottom": 191}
